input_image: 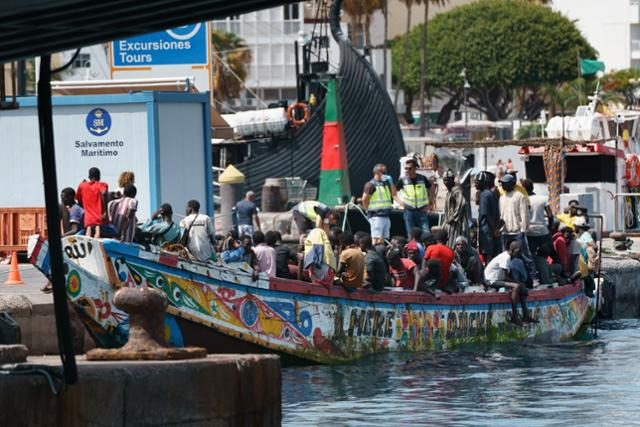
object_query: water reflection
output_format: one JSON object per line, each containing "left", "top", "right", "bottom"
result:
{"left": 283, "top": 319, "right": 640, "bottom": 426}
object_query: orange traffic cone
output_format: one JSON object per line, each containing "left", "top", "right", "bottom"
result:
{"left": 4, "top": 251, "right": 24, "bottom": 285}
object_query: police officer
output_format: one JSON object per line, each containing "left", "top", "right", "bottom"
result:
{"left": 396, "top": 158, "right": 432, "bottom": 237}
{"left": 362, "top": 163, "right": 399, "bottom": 245}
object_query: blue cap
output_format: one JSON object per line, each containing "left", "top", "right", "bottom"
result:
{"left": 500, "top": 174, "right": 515, "bottom": 184}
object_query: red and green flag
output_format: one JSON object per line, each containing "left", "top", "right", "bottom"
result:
{"left": 317, "top": 78, "right": 350, "bottom": 206}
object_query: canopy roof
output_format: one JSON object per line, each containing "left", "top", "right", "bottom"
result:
{"left": 0, "top": 0, "right": 296, "bottom": 63}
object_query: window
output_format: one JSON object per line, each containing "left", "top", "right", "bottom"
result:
{"left": 264, "top": 88, "right": 279, "bottom": 100}
{"left": 284, "top": 4, "right": 299, "bottom": 20}
{"left": 282, "top": 88, "right": 298, "bottom": 100}
{"left": 73, "top": 53, "right": 91, "bottom": 69}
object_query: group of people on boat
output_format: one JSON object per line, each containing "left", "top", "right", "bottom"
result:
{"left": 227, "top": 158, "right": 598, "bottom": 325}
{"left": 57, "top": 163, "right": 598, "bottom": 325}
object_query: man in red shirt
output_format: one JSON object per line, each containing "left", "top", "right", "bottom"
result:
{"left": 386, "top": 247, "right": 417, "bottom": 290}
{"left": 76, "top": 167, "right": 109, "bottom": 238}
{"left": 423, "top": 229, "right": 454, "bottom": 289}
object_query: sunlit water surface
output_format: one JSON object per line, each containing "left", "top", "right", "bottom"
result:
{"left": 282, "top": 319, "right": 640, "bottom": 426}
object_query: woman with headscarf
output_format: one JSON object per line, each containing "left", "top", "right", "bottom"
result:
{"left": 443, "top": 169, "right": 470, "bottom": 248}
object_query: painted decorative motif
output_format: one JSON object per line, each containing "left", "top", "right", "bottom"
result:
{"left": 27, "top": 235, "right": 595, "bottom": 364}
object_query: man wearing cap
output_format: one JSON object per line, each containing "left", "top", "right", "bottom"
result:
{"left": 499, "top": 173, "right": 539, "bottom": 283}
{"left": 396, "top": 158, "right": 433, "bottom": 237}
{"left": 443, "top": 169, "right": 469, "bottom": 247}
{"left": 235, "top": 191, "right": 261, "bottom": 237}
{"left": 362, "top": 163, "right": 399, "bottom": 245}
{"left": 498, "top": 169, "right": 529, "bottom": 200}
{"left": 476, "top": 171, "right": 501, "bottom": 264}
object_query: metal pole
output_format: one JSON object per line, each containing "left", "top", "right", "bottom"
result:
{"left": 37, "top": 55, "right": 78, "bottom": 384}
{"left": 588, "top": 213, "right": 604, "bottom": 339}
{"left": 615, "top": 122, "right": 619, "bottom": 232}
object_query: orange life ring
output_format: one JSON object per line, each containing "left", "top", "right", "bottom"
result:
{"left": 625, "top": 154, "right": 640, "bottom": 188}
{"left": 287, "top": 102, "right": 310, "bottom": 127}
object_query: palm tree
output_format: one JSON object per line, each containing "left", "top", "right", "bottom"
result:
{"left": 211, "top": 30, "right": 252, "bottom": 111}
{"left": 343, "top": 0, "right": 383, "bottom": 48}
{"left": 394, "top": 0, "right": 419, "bottom": 113}
{"left": 418, "top": 0, "right": 447, "bottom": 137}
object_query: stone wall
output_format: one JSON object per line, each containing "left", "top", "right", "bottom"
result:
{"left": 0, "top": 354, "right": 281, "bottom": 426}
{"left": 602, "top": 256, "right": 640, "bottom": 318}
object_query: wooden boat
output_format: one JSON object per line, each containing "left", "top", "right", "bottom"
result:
{"left": 28, "top": 235, "right": 595, "bottom": 364}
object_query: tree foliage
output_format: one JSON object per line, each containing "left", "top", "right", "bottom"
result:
{"left": 212, "top": 30, "right": 252, "bottom": 109}
{"left": 392, "top": 0, "right": 597, "bottom": 121}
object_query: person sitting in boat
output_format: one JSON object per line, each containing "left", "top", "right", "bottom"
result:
{"left": 484, "top": 241, "right": 538, "bottom": 326}
{"left": 337, "top": 232, "right": 364, "bottom": 291}
{"left": 329, "top": 226, "right": 344, "bottom": 261}
{"left": 272, "top": 231, "right": 299, "bottom": 280}
{"left": 303, "top": 226, "right": 337, "bottom": 287}
{"left": 404, "top": 240, "right": 423, "bottom": 268}
{"left": 138, "top": 203, "right": 181, "bottom": 246}
{"left": 551, "top": 222, "right": 572, "bottom": 277}
{"left": 386, "top": 246, "right": 418, "bottom": 290}
{"left": 60, "top": 187, "right": 84, "bottom": 237}
{"left": 408, "top": 227, "right": 426, "bottom": 258}
{"left": 107, "top": 184, "right": 138, "bottom": 243}
{"left": 573, "top": 217, "right": 596, "bottom": 297}
{"left": 423, "top": 229, "right": 455, "bottom": 291}
{"left": 180, "top": 200, "right": 216, "bottom": 263}
{"left": 454, "top": 236, "right": 484, "bottom": 285}
{"left": 253, "top": 231, "right": 276, "bottom": 278}
{"left": 359, "top": 234, "right": 388, "bottom": 292}
{"left": 221, "top": 233, "right": 260, "bottom": 280}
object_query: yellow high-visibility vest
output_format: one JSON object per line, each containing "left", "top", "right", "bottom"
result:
{"left": 400, "top": 176, "right": 428, "bottom": 209}
{"left": 368, "top": 179, "right": 392, "bottom": 213}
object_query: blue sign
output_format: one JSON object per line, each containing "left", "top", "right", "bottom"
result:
{"left": 86, "top": 108, "right": 111, "bottom": 136}
{"left": 112, "top": 23, "right": 207, "bottom": 66}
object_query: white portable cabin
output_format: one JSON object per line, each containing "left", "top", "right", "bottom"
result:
{"left": 0, "top": 91, "right": 213, "bottom": 219}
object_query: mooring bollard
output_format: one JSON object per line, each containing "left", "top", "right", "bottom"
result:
{"left": 86, "top": 286, "right": 206, "bottom": 360}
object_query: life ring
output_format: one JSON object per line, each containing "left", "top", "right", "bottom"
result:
{"left": 625, "top": 154, "right": 640, "bottom": 188}
{"left": 287, "top": 102, "right": 310, "bottom": 127}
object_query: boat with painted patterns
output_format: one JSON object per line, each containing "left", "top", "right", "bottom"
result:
{"left": 28, "top": 235, "right": 595, "bottom": 364}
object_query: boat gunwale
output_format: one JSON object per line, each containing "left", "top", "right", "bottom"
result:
{"left": 99, "top": 238, "right": 587, "bottom": 308}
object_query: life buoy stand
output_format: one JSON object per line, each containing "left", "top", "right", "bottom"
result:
{"left": 287, "top": 102, "right": 310, "bottom": 127}
{"left": 625, "top": 154, "right": 640, "bottom": 188}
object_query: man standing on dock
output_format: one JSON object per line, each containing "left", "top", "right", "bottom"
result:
{"left": 396, "top": 158, "right": 432, "bottom": 237}
{"left": 362, "top": 164, "right": 398, "bottom": 245}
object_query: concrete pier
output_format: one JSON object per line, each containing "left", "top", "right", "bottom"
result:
{"left": 0, "top": 354, "right": 281, "bottom": 426}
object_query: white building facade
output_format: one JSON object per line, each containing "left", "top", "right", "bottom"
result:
{"left": 553, "top": 0, "right": 640, "bottom": 71}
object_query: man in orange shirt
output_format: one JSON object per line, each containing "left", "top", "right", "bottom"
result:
{"left": 338, "top": 232, "right": 364, "bottom": 290}
{"left": 423, "top": 229, "right": 455, "bottom": 290}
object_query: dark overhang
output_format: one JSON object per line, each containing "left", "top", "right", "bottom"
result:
{"left": 0, "top": 0, "right": 298, "bottom": 63}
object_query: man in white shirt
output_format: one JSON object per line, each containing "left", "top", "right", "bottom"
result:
{"left": 484, "top": 241, "right": 538, "bottom": 326}
{"left": 499, "top": 174, "right": 539, "bottom": 284}
{"left": 180, "top": 200, "right": 216, "bottom": 262}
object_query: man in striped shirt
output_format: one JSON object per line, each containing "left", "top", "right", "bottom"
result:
{"left": 108, "top": 184, "right": 138, "bottom": 242}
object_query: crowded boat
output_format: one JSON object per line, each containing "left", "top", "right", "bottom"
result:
{"left": 56, "top": 160, "right": 598, "bottom": 327}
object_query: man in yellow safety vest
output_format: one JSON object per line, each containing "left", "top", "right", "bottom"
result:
{"left": 362, "top": 163, "right": 399, "bottom": 245}
{"left": 396, "top": 158, "right": 433, "bottom": 237}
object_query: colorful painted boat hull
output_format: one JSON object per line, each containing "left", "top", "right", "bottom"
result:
{"left": 28, "top": 236, "right": 596, "bottom": 363}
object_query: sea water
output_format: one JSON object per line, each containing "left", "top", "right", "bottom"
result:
{"left": 283, "top": 319, "right": 640, "bottom": 426}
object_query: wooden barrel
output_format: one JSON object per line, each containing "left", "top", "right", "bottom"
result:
{"left": 264, "top": 178, "right": 288, "bottom": 208}
{"left": 261, "top": 185, "right": 283, "bottom": 212}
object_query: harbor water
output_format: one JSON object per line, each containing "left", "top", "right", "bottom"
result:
{"left": 283, "top": 319, "right": 640, "bottom": 426}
